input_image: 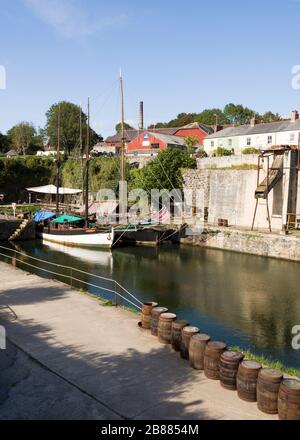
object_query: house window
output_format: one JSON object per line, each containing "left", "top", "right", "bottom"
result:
{"left": 211, "top": 141, "right": 214, "bottom": 148}
{"left": 247, "top": 137, "right": 251, "bottom": 146}
{"left": 228, "top": 139, "right": 232, "bottom": 147}
{"left": 151, "top": 143, "right": 159, "bottom": 149}
{"left": 267, "top": 135, "right": 272, "bottom": 144}
{"left": 290, "top": 133, "right": 295, "bottom": 143}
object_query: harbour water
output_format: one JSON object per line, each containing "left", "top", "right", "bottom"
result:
{"left": 2, "top": 240, "right": 300, "bottom": 369}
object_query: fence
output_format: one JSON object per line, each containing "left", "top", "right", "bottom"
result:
{"left": 0, "top": 245, "right": 142, "bottom": 311}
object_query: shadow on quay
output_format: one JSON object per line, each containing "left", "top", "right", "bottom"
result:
{"left": 0, "top": 286, "right": 210, "bottom": 420}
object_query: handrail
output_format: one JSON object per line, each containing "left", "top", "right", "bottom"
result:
{"left": 0, "top": 245, "right": 142, "bottom": 311}
{"left": 0, "top": 244, "right": 143, "bottom": 306}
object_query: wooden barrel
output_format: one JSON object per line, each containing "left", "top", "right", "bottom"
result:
{"left": 278, "top": 379, "right": 300, "bottom": 420}
{"left": 222, "top": 219, "right": 228, "bottom": 227}
{"left": 180, "top": 326, "right": 200, "bottom": 360}
{"left": 141, "top": 302, "right": 158, "bottom": 329}
{"left": 237, "top": 360, "right": 262, "bottom": 402}
{"left": 151, "top": 307, "right": 168, "bottom": 336}
{"left": 257, "top": 368, "right": 283, "bottom": 414}
{"left": 158, "top": 313, "right": 177, "bottom": 344}
{"left": 204, "top": 341, "right": 227, "bottom": 380}
{"left": 219, "top": 351, "right": 244, "bottom": 390}
{"left": 189, "top": 333, "right": 211, "bottom": 370}
{"left": 171, "top": 320, "right": 189, "bottom": 351}
{"left": 218, "top": 218, "right": 224, "bottom": 226}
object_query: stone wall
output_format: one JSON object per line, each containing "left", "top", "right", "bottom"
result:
{"left": 197, "top": 154, "right": 258, "bottom": 170}
{"left": 181, "top": 226, "right": 300, "bottom": 262}
{"left": 0, "top": 220, "right": 35, "bottom": 241}
{"left": 182, "top": 169, "right": 210, "bottom": 206}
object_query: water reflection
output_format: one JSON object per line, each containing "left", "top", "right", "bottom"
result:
{"left": 10, "top": 241, "right": 300, "bottom": 368}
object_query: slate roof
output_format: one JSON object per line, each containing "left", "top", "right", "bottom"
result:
{"left": 105, "top": 123, "right": 213, "bottom": 143}
{"left": 206, "top": 119, "right": 300, "bottom": 139}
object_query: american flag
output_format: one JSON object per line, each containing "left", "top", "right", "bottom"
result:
{"left": 151, "top": 206, "right": 170, "bottom": 224}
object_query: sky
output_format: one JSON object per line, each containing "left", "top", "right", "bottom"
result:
{"left": 1, "top": 0, "right": 300, "bottom": 138}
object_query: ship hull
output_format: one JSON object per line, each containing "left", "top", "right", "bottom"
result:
{"left": 39, "top": 229, "right": 114, "bottom": 248}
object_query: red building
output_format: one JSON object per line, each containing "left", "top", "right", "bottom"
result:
{"left": 105, "top": 122, "right": 214, "bottom": 154}
{"left": 127, "top": 132, "right": 186, "bottom": 154}
{"left": 173, "top": 122, "right": 214, "bottom": 145}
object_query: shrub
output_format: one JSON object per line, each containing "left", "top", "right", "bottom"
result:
{"left": 212, "top": 147, "right": 233, "bottom": 157}
{"left": 242, "top": 147, "right": 259, "bottom": 154}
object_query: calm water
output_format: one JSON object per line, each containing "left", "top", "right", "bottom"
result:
{"left": 3, "top": 240, "right": 300, "bottom": 369}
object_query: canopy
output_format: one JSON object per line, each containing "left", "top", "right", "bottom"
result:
{"left": 33, "top": 210, "right": 56, "bottom": 222}
{"left": 52, "top": 214, "right": 83, "bottom": 224}
{"left": 26, "top": 184, "right": 82, "bottom": 195}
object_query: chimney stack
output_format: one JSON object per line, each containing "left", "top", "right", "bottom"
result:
{"left": 291, "top": 110, "right": 299, "bottom": 122}
{"left": 138, "top": 101, "right": 144, "bottom": 130}
{"left": 250, "top": 117, "right": 257, "bottom": 127}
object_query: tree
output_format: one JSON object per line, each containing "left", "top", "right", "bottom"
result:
{"left": 184, "top": 135, "right": 198, "bottom": 153}
{"left": 44, "top": 101, "right": 101, "bottom": 156}
{"left": 7, "top": 122, "right": 37, "bottom": 155}
{"left": 258, "top": 111, "right": 282, "bottom": 123}
{"left": 196, "top": 108, "right": 229, "bottom": 126}
{"left": 115, "top": 122, "right": 134, "bottom": 133}
{"left": 130, "top": 149, "right": 196, "bottom": 196}
{"left": 223, "top": 103, "right": 258, "bottom": 125}
{"left": 0, "top": 132, "right": 10, "bottom": 154}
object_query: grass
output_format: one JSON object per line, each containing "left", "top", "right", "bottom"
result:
{"left": 230, "top": 346, "right": 300, "bottom": 379}
{"left": 208, "top": 164, "right": 258, "bottom": 170}
{"left": 77, "top": 287, "right": 140, "bottom": 313}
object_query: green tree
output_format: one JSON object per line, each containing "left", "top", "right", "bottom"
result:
{"left": 258, "top": 111, "right": 282, "bottom": 123}
{"left": 130, "top": 149, "right": 196, "bottom": 196}
{"left": 7, "top": 122, "right": 37, "bottom": 155}
{"left": 184, "top": 135, "right": 198, "bottom": 153}
{"left": 45, "top": 101, "right": 101, "bottom": 156}
{"left": 0, "top": 132, "right": 11, "bottom": 154}
{"left": 196, "top": 108, "right": 229, "bottom": 126}
{"left": 224, "top": 103, "right": 258, "bottom": 125}
{"left": 115, "top": 122, "right": 134, "bottom": 133}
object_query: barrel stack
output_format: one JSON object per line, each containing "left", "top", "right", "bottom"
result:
{"left": 171, "top": 320, "right": 189, "bottom": 352}
{"left": 141, "top": 302, "right": 158, "bottom": 329}
{"left": 257, "top": 368, "right": 283, "bottom": 414}
{"left": 219, "top": 351, "right": 244, "bottom": 390}
{"left": 180, "top": 326, "right": 200, "bottom": 360}
{"left": 237, "top": 360, "right": 262, "bottom": 402}
{"left": 204, "top": 341, "right": 227, "bottom": 380}
{"left": 139, "top": 301, "right": 300, "bottom": 420}
{"left": 151, "top": 307, "right": 168, "bottom": 336}
{"left": 189, "top": 333, "right": 211, "bottom": 370}
{"left": 278, "top": 379, "right": 300, "bottom": 420}
{"left": 158, "top": 313, "right": 177, "bottom": 344}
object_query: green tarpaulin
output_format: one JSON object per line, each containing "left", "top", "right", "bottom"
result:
{"left": 52, "top": 214, "right": 83, "bottom": 224}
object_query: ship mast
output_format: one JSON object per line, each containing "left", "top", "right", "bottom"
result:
{"left": 55, "top": 105, "right": 61, "bottom": 213}
{"left": 119, "top": 71, "right": 126, "bottom": 221}
{"left": 85, "top": 98, "right": 90, "bottom": 228}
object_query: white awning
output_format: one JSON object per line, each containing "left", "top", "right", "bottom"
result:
{"left": 26, "top": 184, "right": 82, "bottom": 195}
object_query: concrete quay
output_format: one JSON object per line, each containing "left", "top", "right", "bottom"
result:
{"left": 0, "top": 262, "right": 277, "bottom": 420}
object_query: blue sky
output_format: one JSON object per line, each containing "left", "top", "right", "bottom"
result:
{"left": 1, "top": 0, "right": 300, "bottom": 138}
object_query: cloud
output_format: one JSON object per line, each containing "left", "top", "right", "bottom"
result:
{"left": 24, "top": 0, "right": 127, "bottom": 38}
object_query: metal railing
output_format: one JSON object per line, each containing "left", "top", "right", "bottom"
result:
{"left": 0, "top": 245, "right": 142, "bottom": 311}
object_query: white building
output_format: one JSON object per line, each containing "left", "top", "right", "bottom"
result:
{"left": 204, "top": 110, "right": 300, "bottom": 156}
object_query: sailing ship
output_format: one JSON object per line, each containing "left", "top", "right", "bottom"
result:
{"left": 36, "top": 99, "right": 115, "bottom": 248}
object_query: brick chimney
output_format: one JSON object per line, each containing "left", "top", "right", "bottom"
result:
{"left": 291, "top": 110, "right": 299, "bottom": 122}
{"left": 250, "top": 117, "right": 257, "bottom": 127}
{"left": 138, "top": 101, "right": 144, "bottom": 130}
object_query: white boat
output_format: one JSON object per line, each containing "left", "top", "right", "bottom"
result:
{"left": 39, "top": 228, "right": 114, "bottom": 248}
